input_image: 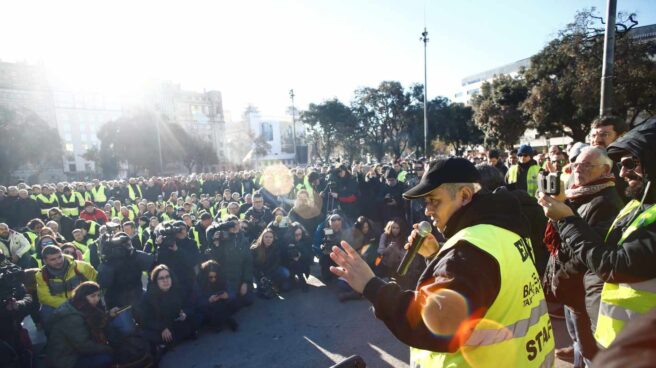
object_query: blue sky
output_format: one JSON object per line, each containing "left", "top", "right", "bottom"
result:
{"left": 2, "top": 0, "right": 655, "bottom": 119}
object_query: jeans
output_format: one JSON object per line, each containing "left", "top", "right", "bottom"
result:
{"left": 74, "top": 352, "right": 113, "bottom": 368}
{"left": 108, "top": 308, "right": 136, "bottom": 341}
{"left": 565, "top": 307, "right": 596, "bottom": 367}
{"left": 268, "top": 266, "right": 292, "bottom": 292}
{"left": 40, "top": 304, "right": 56, "bottom": 324}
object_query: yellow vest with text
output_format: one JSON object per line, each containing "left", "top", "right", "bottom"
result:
{"left": 507, "top": 164, "right": 540, "bottom": 196}
{"left": 595, "top": 200, "right": 656, "bottom": 348}
{"left": 410, "top": 224, "right": 555, "bottom": 368}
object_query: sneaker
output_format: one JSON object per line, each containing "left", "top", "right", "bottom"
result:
{"left": 555, "top": 346, "right": 574, "bottom": 360}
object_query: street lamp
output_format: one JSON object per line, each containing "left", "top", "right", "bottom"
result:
{"left": 420, "top": 27, "right": 429, "bottom": 158}
{"left": 289, "top": 89, "right": 297, "bottom": 164}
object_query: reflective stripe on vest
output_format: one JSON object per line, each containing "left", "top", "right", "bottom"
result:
{"left": 191, "top": 228, "right": 201, "bottom": 248}
{"left": 595, "top": 201, "right": 656, "bottom": 348}
{"left": 60, "top": 192, "right": 82, "bottom": 217}
{"left": 410, "top": 224, "right": 554, "bottom": 368}
{"left": 37, "top": 194, "right": 59, "bottom": 215}
{"left": 507, "top": 165, "right": 540, "bottom": 196}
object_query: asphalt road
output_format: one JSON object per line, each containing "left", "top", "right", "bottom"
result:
{"left": 26, "top": 263, "right": 574, "bottom": 368}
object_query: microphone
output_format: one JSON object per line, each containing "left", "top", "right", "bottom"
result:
{"left": 397, "top": 221, "right": 433, "bottom": 276}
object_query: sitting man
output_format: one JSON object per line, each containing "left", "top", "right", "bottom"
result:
{"left": 35, "top": 245, "right": 97, "bottom": 321}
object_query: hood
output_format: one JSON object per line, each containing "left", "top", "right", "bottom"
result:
{"left": 46, "top": 301, "right": 82, "bottom": 330}
{"left": 444, "top": 189, "right": 531, "bottom": 239}
{"left": 608, "top": 120, "right": 656, "bottom": 201}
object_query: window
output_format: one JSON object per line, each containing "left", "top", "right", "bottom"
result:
{"left": 68, "top": 163, "right": 77, "bottom": 172}
{"left": 84, "top": 163, "right": 92, "bottom": 172}
{"left": 65, "top": 143, "right": 74, "bottom": 152}
{"left": 261, "top": 122, "right": 273, "bottom": 141}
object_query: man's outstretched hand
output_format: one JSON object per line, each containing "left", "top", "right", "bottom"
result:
{"left": 330, "top": 241, "right": 376, "bottom": 294}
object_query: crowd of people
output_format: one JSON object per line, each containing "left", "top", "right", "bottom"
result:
{"left": 0, "top": 114, "right": 653, "bottom": 367}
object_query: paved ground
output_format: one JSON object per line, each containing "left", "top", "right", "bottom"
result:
{"left": 27, "top": 263, "right": 575, "bottom": 368}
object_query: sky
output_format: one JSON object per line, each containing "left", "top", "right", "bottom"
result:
{"left": 2, "top": 0, "right": 655, "bottom": 120}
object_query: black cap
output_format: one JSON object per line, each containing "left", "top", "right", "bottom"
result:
{"left": 403, "top": 158, "right": 481, "bottom": 199}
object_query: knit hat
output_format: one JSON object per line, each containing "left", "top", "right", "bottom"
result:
{"left": 517, "top": 144, "right": 534, "bottom": 156}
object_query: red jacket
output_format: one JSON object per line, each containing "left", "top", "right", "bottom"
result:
{"left": 79, "top": 208, "right": 108, "bottom": 224}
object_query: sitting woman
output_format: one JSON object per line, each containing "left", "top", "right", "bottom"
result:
{"left": 282, "top": 223, "right": 314, "bottom": 291}
{"left": 197, "top": 260, "right": 238, "bottom": 332}
{"left": 46, "top": 281, "right": 114, "bottom": 368}
{"left": 138, "top": 265, "right": 197, "bottom": 357}
{"left": 352, "top": 216, "right": 380, "bottom": 267}
{"left": 60, "top": 242, "right": 84, "bottom": 261}
{"left": 250, "top": 228, "right": 291, "bottom": 298}
{"left": 375, "top": 218, "right": 407, "bottom": 279}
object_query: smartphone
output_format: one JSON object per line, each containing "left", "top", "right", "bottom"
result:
{"left": 115, "top": 305, "right": 132, "bottom": 315}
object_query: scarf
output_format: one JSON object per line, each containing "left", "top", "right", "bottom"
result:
{"left": 46, "top": 258, "right": 70, "bottom": 279}
{"left": 565, "top": 176, "right": 615, "bottom": 200}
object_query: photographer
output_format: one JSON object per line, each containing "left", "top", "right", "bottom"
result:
{"left": 324, "top": 165, "right": 359, "bottom": 220}
{"left": 154, "top": 221, "right": 199, "bottom": 298}
{"left": 0, "top": 254, "right": 33, "bottom": 368}
{"left": 282, "top": 223, "right": 313, "bottom": 292}
{"left": 97, "top": 232, "right": 154, "bottom": 339}
{"left": 314, "top": 214, "right": 353, "bottom": 283}
{"left": 243, "top": 194, "right": 273, "bottom": 230}
{"left": 379, "top": 169, "right": 407, "bottom": 224}
{"left": 250, "top": 228, "right": 291, "bottom": 298}
{"left": 205, "top": 218, "right": 254, "bottom": 309}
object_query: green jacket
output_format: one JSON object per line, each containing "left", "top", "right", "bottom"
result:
{"left": 45, "top": 301, "right": 112, "bottom": 368}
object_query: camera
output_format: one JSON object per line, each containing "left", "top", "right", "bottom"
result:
{"left": 0, "top": 257, "right": 23, "bottom": 305}
{"left": 537, "top": 170, "right": 561, "bottom": 195}
{"left": 99, "top": 232, "right": 134, "bottom": 263}
{"left": 321, "top": 228, "right": 339, "bottom": 255}
{"left": 257, "top": 275, "right": 276, "bottom": 299}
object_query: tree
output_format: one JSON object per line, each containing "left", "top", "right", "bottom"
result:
{"left": 301, "top": 98, "right": 358, "bottom": 162}
{"left": 436, "top": 103, "right": 484, "bottom": 154}
{"left": 0, "top": 105, "right": 62, "bottom": 184}
{"left": 81, "top": 146, "right": 118, "bottom": 179}
{"left": 96, "top": 110, "right": 187, "bottom": 175}
{"left": 179, "top": 133, "right": 219, "bottom": 173}
{"left": 471, "top": 74, "right": 530, "bottom": 148}
{"left": 352, "top": 81, "right": 411, "bottom": 161}
{"left": 522, "top": 9, "right": 656, "bottom": 141}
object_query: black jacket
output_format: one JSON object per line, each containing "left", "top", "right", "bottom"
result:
{"left": 558, "top": 122, "right": 656, "bottom": 285}
{"left": 549, "top": 186, "right": 623, "bottom": 314}
{"left": 362, "top": 190, "right": 532, "bottom": 352}
{"left": 97, "top": 250, "right": 154, "bottom": 308}
{"left": 13, "top": 197, "right": 41, "bottom": 229}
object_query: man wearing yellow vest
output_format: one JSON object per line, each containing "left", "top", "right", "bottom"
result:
{"left": 59, "top": 186, "right": 84, "bottom": 217}
{"left": 36, "top": 185, "right": 60, "bottom": 218}
{"left": 90, "top": 179, "right": 108, "bottom": 204}
{"left": 330, "top": 158, "right": 554, "bottom": 368}
{"left": 506, "top": 144, "right": 540, "bottom": 196}
{"left": 540, "top": 120, "right": 656, "bottom": 351}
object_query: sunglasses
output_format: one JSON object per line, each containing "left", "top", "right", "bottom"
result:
{"left": 618, "top": 157, "right": 639, "bottom": 171}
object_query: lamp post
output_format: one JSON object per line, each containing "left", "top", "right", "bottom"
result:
{"left": 420, "top": 27, "right": 429, "bottom": 158}
{"left": 289, "top": 89, "right": 297, "bottom": 164}
{"left": 600, "top": 0, "right": 617, "bottom": 116}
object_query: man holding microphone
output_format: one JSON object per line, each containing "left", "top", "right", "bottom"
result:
{"left": 330, "top": 158, "right": 554, "bottom": 368}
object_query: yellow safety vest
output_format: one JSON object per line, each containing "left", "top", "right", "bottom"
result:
{"left": 411, "top": 224, "right": 554, "bottom": 368}
{"left": 60, "top": 192, "right": 84, "bottom": 217}
{"left": 73, "top": 239, "right": 93, "bottom": 261}
{"left": 127, "top": 184, "right": 142, "bottom": 201}
{"left": 119, "top": 210, "right": 135, "bottom": 222}
{"left": 91, "top": 186, "right": 107, "bottom": 203}
{"left": 595, "top": 200, "right": 656, "bottom": 348}
{"left": 507, "top": 164, "right": 540, "bottom": 196}
{"left": 36, "top": 193, "right": 59, "bottom": 215}
{"left": 397, "top": 170, "right": 408, "bottom": 183}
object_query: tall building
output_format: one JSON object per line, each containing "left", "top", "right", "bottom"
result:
{"left": 53, "top": 90, "right": 123, "bottom": 175}
{"left": 0, "top": 60, "right": 57, "bottom": 125}
{"left": 145, "top": 82, "right": 225, "bottom": 162}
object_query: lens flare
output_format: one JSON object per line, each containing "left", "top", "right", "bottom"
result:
{"left": 261, "top": 164, "right": 294, "bottom": 196}
{"left": 420, "top": 288, "right": 469, "bottom": 336}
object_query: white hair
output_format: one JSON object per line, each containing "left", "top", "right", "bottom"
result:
{"left": 580, "top": 146, "right": 613, "bottom": 169}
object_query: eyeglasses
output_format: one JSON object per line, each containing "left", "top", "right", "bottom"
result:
{"left": 157, "top": 275, "right": 171, "bottom": 281}
{"left": 618, "top": 157, "right": 639, "bottom": 171}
